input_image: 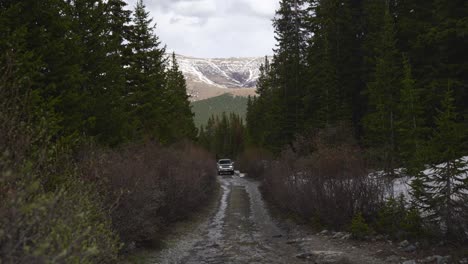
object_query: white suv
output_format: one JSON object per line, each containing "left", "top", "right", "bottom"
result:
{"left": 217, "top": 159, "right": 234, "bottom": 175}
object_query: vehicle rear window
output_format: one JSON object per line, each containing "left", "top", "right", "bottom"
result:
{"left": 219, "top": 159, "right": 231, "bottom": 164}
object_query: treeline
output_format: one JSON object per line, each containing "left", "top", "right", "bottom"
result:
{"left": 245, "top": 0, "right": 467, "bottom": 242}
{"left": 199, "top": 112, "right": 247, "bottom": 159}
{"left": 248, "top": 0, "right": 467, "bottom": 160}
{"left": 1, "top": 0, "right": 214, "bottom": 262}
{"left": 1, "top": 0, "right": 196, "bottom": 146}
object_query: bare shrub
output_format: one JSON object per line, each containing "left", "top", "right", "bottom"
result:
{"left": 80, "top": 141, "right": 216, "bottom": 246}
{"left": 263, "top": 128, "right": 385, "bottom": 230}
{"left": 237, "top": 147, "right": 273, "bottom": 178}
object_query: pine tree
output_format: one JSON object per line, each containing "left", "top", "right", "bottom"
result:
{"left": 304, "top": 0, "right": 356, "bottom": 129}
{"left": 271, "top": 0, "right": 308, "bottom": 147}
{"left": 247, "top": 55, "right": 284, "bottom": 152}
{"left": 99, "top": 0, "right": 133, "bottom": 144}
{"left": 246, "top": 95, "right": 255, "bottom": 142}
{"left": 1, "top": 0, "right": 88, "bottom": 142}
{"left": 245, "top": 0, "right": 468, "bottom": 165}
{"left": 66, "top": 0, "right": 132, "bottom": 145}
{"left": 0, "top": 1, "right": 51, "bottom": 135}
{"left": 397, "top": 56, "right": 427, "bottom": 174}
{"left": 363, "top": 5, "right": 401, "bottom": 175}
{"left": 201, "top": 115, "right": 216, "bottom": 154}
{"left": 164, "top": 52, "right": 197, "bottom": 142}
{"left": 256, "top": 56, "right": 271, "bottom": 97}
{"left": 307, "top": 31, "right": 340, "bottom": 127}
{"left": 411, "top": 0, "right": 468, "bottom": 128}
{"left": 198, "top": 125, "right": 207, "bottom": 147}
{"left": 247, "top": 56, "right": 271, "bottom": 146}
{"left": 125, "top": 0, "right": 166, "bottom": 140}
{"left": 411, "top": 85, "right": 468, "bottom": 238}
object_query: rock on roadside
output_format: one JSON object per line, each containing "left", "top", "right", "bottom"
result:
{"left": 399, "top": 240, "right": 410, "bottom": 248}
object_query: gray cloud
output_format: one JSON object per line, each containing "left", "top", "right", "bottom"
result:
{"left": 127, "top": 0, "right": 204, "bottom": 12}
{"left": 124, "top": 0, "right": 279, "bottom": 58}
{"left": 226, "top": 0, "right": 278, "bottom": 19}
{"left": 169, "top": 17, "right": 181, "bottom": 24}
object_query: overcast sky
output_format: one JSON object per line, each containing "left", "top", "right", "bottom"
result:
{"left": 124, "top": 0, "right": 279, "bottom": 58}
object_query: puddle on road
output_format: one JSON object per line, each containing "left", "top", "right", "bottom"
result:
{"left": 207, "top": 182, "right": 230, "bottom": 243}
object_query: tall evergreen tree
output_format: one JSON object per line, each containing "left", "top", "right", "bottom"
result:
{"left": 304, "top": 0, "right": 357, "bottom": 128}
{"left": 397, "top": 56, "right": 427, "bottom": 173}
{"left": 66, "top": 0, "right": 132, "bottom": 145}
{"left": 271, "top": 0, "right": 308, "bottom": 147}
{"left": 125, "top": 0, "right": 166, "bottom": 140}
{"left": 99, "top": 0, "right": 133, "bottom": 144}
{"left": 0, "top": 1, "right": 50, "bottom": 134}
{"left": 163, "top": 52, "right": 197, "bottom": 142}
{"left": 1, "top": 0, "right": 87, "bottom": 143}
{"left": 247, "top": 57, "right": 273, "bottom": 147}
{"left": 256, "top": 56, "right": 272, "bottom": 97}
{"left": 412, "top": 0, "right": 468, "bottom": 127}
{"left": 246, "top": 95, "right": 256, "bottom": 143}
{"left": 363, "top": 5, "right": 401, "bottom": 175}
{"left": 411, "top": 85, "right": 468, "bottom": 238}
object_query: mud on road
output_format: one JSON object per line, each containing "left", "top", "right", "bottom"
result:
{"left": 144, "top": 175, "right": 388, "bottom": 264}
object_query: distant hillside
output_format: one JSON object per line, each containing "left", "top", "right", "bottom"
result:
{"left": 191, "top": 94, "right": 249, "bottom": 128}
{"left": 172, "top": 54, "right": 263, "bottom": 101}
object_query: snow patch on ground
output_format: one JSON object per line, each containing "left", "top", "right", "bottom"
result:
{"left": 381, "top": 156, "right": 468, "bottom": 200}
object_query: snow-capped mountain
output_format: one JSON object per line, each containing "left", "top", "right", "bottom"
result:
{"left": 172, "top": 54, "right": 268, "bottom": 101}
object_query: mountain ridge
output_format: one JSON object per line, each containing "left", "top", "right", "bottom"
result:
{"left": 171, "top": 54, "right": 269, "bottom": 101}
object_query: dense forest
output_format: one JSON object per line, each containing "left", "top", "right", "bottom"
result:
{"left": 242, "top": 0, "right": 467, "bottom": 243}
{"left": 247, "top": 0, "right": 467, "bottom": 156}
{"left": 0, "top": 0, "right": 215, "bottom": 262}
{"left": 198, "top": 112, "right": 247, "bottom": 159}
{"left": 192, "top": 93, "right": 248, "bottom": 128}
{"left": 1, "top": 0, "right": 197, "bottom": 146}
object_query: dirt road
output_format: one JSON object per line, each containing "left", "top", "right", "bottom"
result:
{"left": 145, "top": 174, "right": 389, "bottom": 264}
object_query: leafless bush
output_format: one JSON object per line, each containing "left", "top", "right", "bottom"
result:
{"left": 263, "top": 129, "right": 385, "bottom": 230}
{"left": 80, "top": 141, "right": 216, "bottom": 246}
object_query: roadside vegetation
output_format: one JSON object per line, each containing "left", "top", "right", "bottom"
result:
{"left": 238, "top": 0, "right": 467, "bottom": 249}
{"left": 80, "top": 142, "right": 215, "bottom": 248}
{"left": 262, "top": 126, "right": 385, "bottom": 231}
{"left": 181, "top": 0, "right": 468, "bottom": 253}
{"left": 1, "top": 0, "right": 215, "bottom": 262}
